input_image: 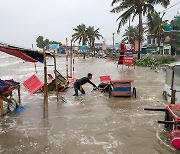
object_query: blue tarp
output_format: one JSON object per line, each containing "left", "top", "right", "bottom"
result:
{"left": 0, "top": 79, "right": 19, "bottom": 93}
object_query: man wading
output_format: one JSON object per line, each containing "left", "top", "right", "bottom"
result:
{"left": 73, "top": 73, "right": 97, "bottom": 96}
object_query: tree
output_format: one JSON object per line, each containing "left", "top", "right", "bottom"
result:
{"left": 87, "top": 26, "right": 103, "bottom": 55}
{"left": 122, "top": 26, "right": 138, "bottom": 46}
{"left": 36, "top": 36, "right": 49, "bottom": 49}
{"left": 111, "top": 0, "right": 170, "bottom": 59}
{"left": 146, "top": 11, "right": 168, "bottom": 47}
{"left": 36, "top": 36, "right": 62, "bottom": 49}
{"left": 72, "top": 24, "right": 88, "bottom": 45}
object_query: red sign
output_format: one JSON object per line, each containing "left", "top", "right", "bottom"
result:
{"left": 120, "top": 44, "right": 125, "bottom": 51}
{"left": 123, "top": 56, "right": 134, "bottom": 65}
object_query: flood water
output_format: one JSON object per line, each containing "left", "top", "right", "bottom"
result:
{"left": 0, "top": 52, "right": 179, "bottom": 154}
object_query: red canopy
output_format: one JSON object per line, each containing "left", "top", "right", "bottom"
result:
{"left": 0, "top": 46, "right": 38, "bottom": 62}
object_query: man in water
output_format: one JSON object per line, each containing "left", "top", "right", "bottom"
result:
{"left": 73, "top": 73, "right": 97, "bottom": 96}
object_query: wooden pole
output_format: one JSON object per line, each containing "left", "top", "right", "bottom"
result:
{"left": 70, "top": 39, "right": 73, "bottom": 78}
{"left": 66, "top": 38, "right": 68, "bottom": 80}
{"left": 72, "top": 51, "right": 75, "bottom": 78}
{"left": 18, "top": 85, "right": 21, "bottom": 105}
{"left": 113, "top": 33, "right": 115, "bottom": 53}
{"left": 53, "top": 51, "right": 58, "bottom": 102}
{"left": 171, "top": 68, "right": 175, "bottom": 104}
{"left": 0, "top": 98, "right": 3, "bottom": 117}
{"left": 43, "top": 48, "right": 48, "bottom": 118}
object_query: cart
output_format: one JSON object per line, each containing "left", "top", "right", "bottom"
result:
{"left": 0, "top": 79, "right": 21, "bottom": 116}
{"left": 98, "top": 75, "right": 136, "bottom": 98}
{"left": 163, "top": 61, "right": 180, "bottom": 104}
{"left": 144, "top": 104, "right": 180, "bottom": 149}
{"left": 144, "top": 62, "right": 180, "bottom": 148}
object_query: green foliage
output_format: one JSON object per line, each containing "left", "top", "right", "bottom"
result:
{"left": 86, "top": 26, "right": 103, "bottom": 53}
{"left": 72, "top": 24, "right": 103, "bottom": 54}
{"left": 135, "top": 56, "right": 175, "bottom": 69}
{"left": 72, "top": 24, "right": 88, "bottom": 45}
{"left": 158, "top": 56, "right": 175, "bottom": 64}
{"left": 146, "top": 12, "right": 168, "bottom": 35}
{"left": 122, "top": 26, "right": 138, "bottom": 44}
{"left": 135, "top": 57, "right": 159, "bottom": 69}
{"left": 36, "top": 36, "right": 47, "bottom": 49}
{"left": 111, "top": 0, "right": 170, "bottom": 59}
{"left": 111, "top": 0, "right": 170, "bottom": 32}
{"left": 36, "top": 36, "right": 62, "bottom": 49}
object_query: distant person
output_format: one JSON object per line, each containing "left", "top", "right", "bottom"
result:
{"left": 73, "top": 73, "right": 97, "bottom": 96}
{"left": 83, "top": 53, "right": 86, "bottom": 59}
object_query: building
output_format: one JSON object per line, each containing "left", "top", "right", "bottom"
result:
{"left": 146, "top": 13, "right": 180, "bottom": 55}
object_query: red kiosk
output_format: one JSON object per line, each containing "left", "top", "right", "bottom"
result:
{"left": 118, "top": 44, "right": 135, "bottom": 68}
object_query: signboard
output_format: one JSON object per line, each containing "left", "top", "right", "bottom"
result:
{"left": 49, "top": 44, "right": 59, "bottom": 49}
{"left": 115, "top": 43, "right": 119, "bottom": 50}
{"left": 79, "top": 45, "right": 88, "bottom": 53}
{"left": 125, "top": 44, "right": 132, "bottom": 51}
{"left": 121, "top": 44, "right": 125, "bottom": 51}
{"left": 123, "top": 56, "right": 134, "bottom": 66}
{"left": 124, "top": 51, "right": 133, "bottom": 56}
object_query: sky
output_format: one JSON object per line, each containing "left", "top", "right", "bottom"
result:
{"left": 0, "top": 0, "right": 179, "bottom": 49}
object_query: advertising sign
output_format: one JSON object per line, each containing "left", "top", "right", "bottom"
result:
{"left": 124, "top": 51, "right": 133, "bottom": 56}
{"left": 79, "top": 45, "right": 88, "bottom": 53}
{"left": 125, "top": 44, "right": 132, "bottom": 51}
{"left": 49, "top": 44, "right": 59, "bottom": 49}
{"left": 123, "top": 56, "right": 134, "bottom": 66}
{"left": 115, "top": 43, "right": 119, "bottom": 50}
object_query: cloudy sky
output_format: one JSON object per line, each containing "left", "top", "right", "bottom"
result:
{"left": 0, "top": 0, "right": 179, "bottom": 49}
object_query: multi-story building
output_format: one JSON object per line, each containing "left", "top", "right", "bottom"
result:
{"left": 146, "top": 13, "right": 180, "bottom": 55}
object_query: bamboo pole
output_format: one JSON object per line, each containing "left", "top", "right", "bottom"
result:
{"left": 43, "top": 48, "right": 48, "bottom": 118}
{"left": 53, "top": 51, "right": 58, "bottom": 102}
{"left": 66, "top": 38, "right": 68, "bottom": 80}
{"left": 70, "top": 39, "right": 73, "bottom": 78}
{"left": 72, "top": 51, "right": 75, "bottom": 78}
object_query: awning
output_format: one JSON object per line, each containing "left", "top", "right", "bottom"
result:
{"left": 0, "top": 42, "right": 44, "bottom": 63}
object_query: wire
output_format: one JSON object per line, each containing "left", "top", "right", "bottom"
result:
{"left": 164, "top": 7, "right": 180, "bottom": 13}
{"left": 161, "top": 2, "right": 180, "bottom": 13}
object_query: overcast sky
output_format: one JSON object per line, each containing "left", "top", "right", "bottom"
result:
{"left": 0, "top": 0, "right": 179, "bottom": 49}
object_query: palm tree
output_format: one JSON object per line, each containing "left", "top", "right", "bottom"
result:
{"left": 111, "top": 0, "right": 170, "bottom": 59}
{"left": 122, "top": 26, "right": 138, "bottom": 46}
{"left": 72, "top": 24, "right": 88, "bottom": 45}
{"left": 87, "top": 26, "right": 103, "bottom": 55}
{"left": 146, "top": 12, "right": 168, "bottom": 47}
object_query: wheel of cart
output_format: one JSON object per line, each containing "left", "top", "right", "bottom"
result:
{"left": 108, "top": 84, "right": 113, "bottom": 97}
{"left": 133, "top": 87, "right": 137, "bottom": 98}
{"left": 162, "top": 91, "right": 167, "bottom": 100}
{"left": 1, "top": 91, "right": 20, "bottom": 112}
